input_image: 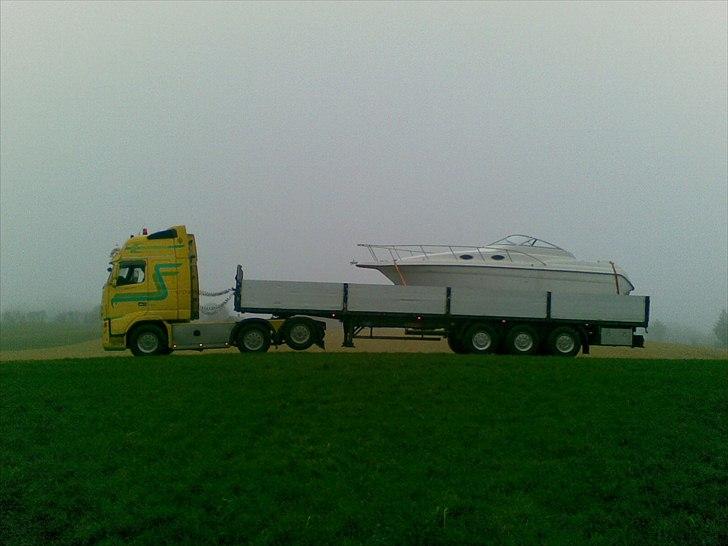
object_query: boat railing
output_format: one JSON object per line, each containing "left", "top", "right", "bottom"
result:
{"left": 356, "top": 244, "right": 549, "bottom": 266}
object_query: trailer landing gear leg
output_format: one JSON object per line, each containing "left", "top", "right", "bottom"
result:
{"left": 342, "top": 321, "right": 355, "bottom": 348}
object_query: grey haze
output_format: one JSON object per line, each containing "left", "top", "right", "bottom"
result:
{"left": 1, "top": 1, "right": 726, "bottom": 330}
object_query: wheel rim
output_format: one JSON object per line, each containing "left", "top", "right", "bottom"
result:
{"left": 472, "top": 331, "right": 492, "bottom": 351}
{"left": 513, "top": 332, "right": 534, "bottom": 352}
{"left": 289, "top": 324, "right": 311, "bottom": 344}
{"left": 555, "top": 333, "right": 576, "bottom": 354}
{"left": 137, "top": 332, "right": 159, "bottom": 354}
{"left": 243, "top": 330, "right": 264, "bottom": 351}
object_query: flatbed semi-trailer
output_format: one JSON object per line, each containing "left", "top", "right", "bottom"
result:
{"left": 101, "top": 225, "right": 648, "bottom": 357}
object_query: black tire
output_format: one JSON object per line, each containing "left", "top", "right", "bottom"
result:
{"left": 129, "top": 324, "right": 167, "bottom": 357}
{"left": 546, "top": 326, "right": 580, "bottom": 357}
{"left": 283, "top": 318, "right": 315, "bottom": 351}
{"left": 463, "top": 323, "right": 499, "bottom": 354}
{"left": 504, "top": 325, "right": 540, "bottom": 356}
{"left": 447, "top": 334, "right": 469, "bottom": 354}
{"left": 237, "top": 323, "right": 271, "bottom": 353}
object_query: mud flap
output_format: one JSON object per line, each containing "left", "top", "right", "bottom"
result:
{"left": 314, "top": 320, "right": 327, "bottom": 350}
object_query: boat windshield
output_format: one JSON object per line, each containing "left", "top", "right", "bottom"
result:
{"left": 488, "top": 235, "right": 565, "bottom": 250}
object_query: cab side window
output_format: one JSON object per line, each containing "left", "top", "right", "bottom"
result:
{"left": 116, "top": 262, "right": 146, "bottom": 286}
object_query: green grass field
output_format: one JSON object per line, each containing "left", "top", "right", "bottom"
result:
{"left": 1, "top": 354, "right": 726, "bottom": 545}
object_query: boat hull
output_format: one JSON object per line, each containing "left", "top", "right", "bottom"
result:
{"left": 358, "top": 264, "right": 634, "bottom": 295}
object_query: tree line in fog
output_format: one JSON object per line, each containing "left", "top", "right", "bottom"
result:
{"left": 1, "top": 306, "right": 101, "bottom": 326}
{"left": 645, "top": 310, "right": 726, "bottom": 347}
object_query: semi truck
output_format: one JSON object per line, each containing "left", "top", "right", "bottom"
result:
{"left": 102, "top": 225, "right": 649, "bottom": 357}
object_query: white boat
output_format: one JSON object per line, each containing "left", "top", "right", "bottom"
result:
{"left": 353, "top": 235, "right": 634, "bottom": 295}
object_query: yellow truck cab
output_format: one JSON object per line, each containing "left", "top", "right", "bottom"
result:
{"left": 102, "top": 225, "right": 325, "bottom": 356}
{"left": 102, "top": 226, "right": 199, "bottom": 354}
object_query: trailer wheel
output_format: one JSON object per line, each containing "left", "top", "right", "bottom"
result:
{"left": 546, "top": 327, "right": 580, "bottom": 357}
{"left": 447, "top": 334, "right": 469, "bottom": 354}
{"left": 237, "top": 324, "right": 271, "bottom": 353}
{"left": 505, "top": 325, "right": 540, "bottom": 356}
{"left": 283, "top": 318, "right": 315, "bottom": 351}
{"left": 129, "top": 324, "right": 167, "bottom": 357}
{"left": 462, "top": 323, "right": 499, "bottom": 354}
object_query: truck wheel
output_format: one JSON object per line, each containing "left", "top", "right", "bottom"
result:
{"left": 283, "top": 318, "right": 315, "bottom": 351}
{"left": 237, "top": 324, "right": 271, "bottom": 353}
{"left": 547, "top": 327, "right": 580, "bottom": 357}
{"left": 464, "top": 323, "right": 498, "bottom": 354}
{"left": 505, "top": 325, "right": 540, "bottom": 356}
{"left": 129, "top": 324, "right": 167, "bottom": 357}
{"left": 447, "top": 334, "right": 469, "bottom": 354}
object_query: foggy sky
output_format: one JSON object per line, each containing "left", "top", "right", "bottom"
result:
{"left": 1, "top": 1, "right": 726, "bottom": 330}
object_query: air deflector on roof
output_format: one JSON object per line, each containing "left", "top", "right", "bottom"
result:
{"left": 148, "top": 228, "right": 178, "bottom": 240}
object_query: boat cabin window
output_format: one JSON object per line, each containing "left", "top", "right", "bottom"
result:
{"left": 491, "top": 255, "right": 505, "bottom": 261}
{"left": 459, "top": 254, "right": 473, "bottom": 260}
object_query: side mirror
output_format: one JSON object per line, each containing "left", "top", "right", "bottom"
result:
{"left": 107, "top": 267, "right": 112, "bottom": 273}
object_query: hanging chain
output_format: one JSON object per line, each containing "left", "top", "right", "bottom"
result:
{"left": 200, "top": 288, "right": 234, "bottom": 297}
{"left": 200, "top": 293, "right": 234, "bottom": 315}
{"left": 199, "top": 287, "right": 235, "bottom": 315}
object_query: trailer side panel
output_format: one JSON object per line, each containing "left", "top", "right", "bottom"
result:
{"left": 450, "top": 287, "right": 548, "bottom": 319}
{"left": 550, "top": 293, "right": 648, "bottom": 324}
{"left": 347, "top": 285, "right": 447, "bottom": 314}
{"left": 240, "top": 280, "right": 344, "bottom": 312}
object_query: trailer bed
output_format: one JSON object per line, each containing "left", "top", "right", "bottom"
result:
{"left": 235, "top": 278, "right": 648, "bottom": 327}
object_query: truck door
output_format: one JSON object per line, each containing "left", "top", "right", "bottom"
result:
{"left": 145, "top": 258, "right": 184, "bottom": 319}
{"left": 109, "top": 260, "right": 150, "bottom": 323}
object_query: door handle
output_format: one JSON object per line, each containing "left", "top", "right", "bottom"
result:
{"left": 138, "top": 302, "right": 147, "bottom": 307}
